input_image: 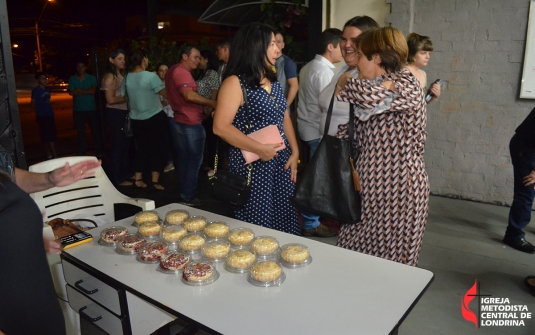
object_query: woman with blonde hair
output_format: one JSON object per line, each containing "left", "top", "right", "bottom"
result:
{"left": 336, "top": 27, "right": 429, "bottom": 266}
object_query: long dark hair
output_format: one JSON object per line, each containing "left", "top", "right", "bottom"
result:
{"left": 155, "top": 63, "right": 169, "bottom": 78}
{"left": 193, "top": 50, "right": 219, "bottom": 81}
{"left": 104, "top": 49, "right": 126, "bottom": 78}
{"left": 128, "top": 49, "right": 147, "bottom": 71}
{"left": 224, "top": 22, "right": 277, "bottom": 88}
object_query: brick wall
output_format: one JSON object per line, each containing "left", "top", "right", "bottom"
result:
{"left": 387, "top": 0, "right": 533, "bottom": 206}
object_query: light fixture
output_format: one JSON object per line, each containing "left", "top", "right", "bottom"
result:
{"left": 157, "top": 22, "right": 169, "bottom": 29}
{"left": 13, "top": 44, "right": 19, "bottom": 48}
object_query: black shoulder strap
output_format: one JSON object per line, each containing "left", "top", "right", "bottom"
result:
{"left": 238, "top": 77, "right": 251, "bottom": 135}
{"left": 323, "top": 91, "right": 335, "bottom": 135}
{"left": 324, "top": 87, "right": 355, "bottom": 141}
{"left": 124, "top": 73, "right": 130, "bottom": 111}
{"left": 124, "top": 72, "right": 128, "bottom": 97}
{"left": 348, "top": 104, "right": 355, "bottom": 141}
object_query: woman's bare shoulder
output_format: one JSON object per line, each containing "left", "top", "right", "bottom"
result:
{"left": 102, "top": 72, "right": 116, "bottom": 84}
{"left": 219, "top": 75, "right": 243, "bottom": 106}
{"left": 222, "top": 75, "right": 240, "bottom": 86}
{"left": 220, "top": 75, "right": 242, "bottom": 93}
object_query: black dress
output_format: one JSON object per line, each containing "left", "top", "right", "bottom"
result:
{"left": 0, "top": 178, "right": 66, "bottom": 335}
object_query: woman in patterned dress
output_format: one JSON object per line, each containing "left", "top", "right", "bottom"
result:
{"left": 213, "top": 23, "right": 301, "bottom": 235}
{"left": 335, "top": 27, "right": 430, "bottom": 266}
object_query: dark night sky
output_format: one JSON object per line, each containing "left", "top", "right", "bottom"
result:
{"left": 8, "top": 0, "right": 147, "bottom": 37}
{"left": 6, "top": 0, "right": 214, "bottom": 77}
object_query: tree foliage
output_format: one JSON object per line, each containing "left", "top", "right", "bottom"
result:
{"left": 129, "top": 37, "right": 186, "bottom": 71}
{"left": 261, "top": 0, "right": 308, "bottom": 61}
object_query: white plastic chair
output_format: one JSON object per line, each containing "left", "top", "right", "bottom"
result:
{"left": 29, "top": 156, "right": 155, "bottom": 335}
{"left": 29, "top": 156, "right": 155, "bottom": 223}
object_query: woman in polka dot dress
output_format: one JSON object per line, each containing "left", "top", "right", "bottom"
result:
{"left": 213, "top": 22, "right": 301, "bottom": 235}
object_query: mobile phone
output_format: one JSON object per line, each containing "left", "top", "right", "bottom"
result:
{"left": 425, "top": 79, "right": 443, "bottom": 103}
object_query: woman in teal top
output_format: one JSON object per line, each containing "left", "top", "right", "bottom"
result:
{"left": 122, "top": 49, "right": 168, "bottom": 190}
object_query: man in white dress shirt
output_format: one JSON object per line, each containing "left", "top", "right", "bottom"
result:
{"left": 297, "top": 28, "right": 343, "bottom": 237}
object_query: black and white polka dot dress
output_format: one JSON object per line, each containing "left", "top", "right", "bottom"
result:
{"left": 229, "top": 76, "right": 300, "bottom": 235}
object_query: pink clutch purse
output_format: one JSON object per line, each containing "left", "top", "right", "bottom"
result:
{"left": 241, "top": 125, "right": 285, "bottom": 164}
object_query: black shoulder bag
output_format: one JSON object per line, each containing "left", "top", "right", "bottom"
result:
{"left": 210, "top": 81, "right": 253, "bottom": 207}
{"left": 122, "top": 73, "right": 134, "bottom": 138}
{"left": 291, "top": 93, "right": 362, "bottom": 224}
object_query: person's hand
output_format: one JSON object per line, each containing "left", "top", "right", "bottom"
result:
{"left": 203, "top": 105, "right": 214, "bottom": 119}
{"left": 48, "top": 160, "right": 102, "bottom": 188}
{"left": 284, "top": 153, "right": 299, "bottom": 183}
{"left": 523, "top": 170, "right": 535, "bottom": 188}
{"left": 44, "top": 237, "right": 62, "bottom": 255}
{"left": 430, "top": 82, "right": 441, "bottom": 100}
{"left": 258, "top": 143, "right": 283, "bottom": 161}
{"left": 161, "top": 98, "right": 170, "bottom": 106}
{"left": 336, "top": 73, "right": 353, "bottom": 96}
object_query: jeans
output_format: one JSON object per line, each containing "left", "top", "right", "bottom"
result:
{"left": 172, "top": 122, "right": 205, "bottom": 199}
{"left": 73, "top": 110, "right": 102, "bottom": 156}
{"left": 105, "top": 108, "right": 132, "bottom": 185}
{"left": 302, "top": 138, "right": 321, "bottom": 230}
{"left": 504, "top": 134, "right": 535, "bottom": 241}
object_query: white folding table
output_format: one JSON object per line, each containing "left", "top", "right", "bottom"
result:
{"left": 62, "top": 204, "right": 434, "bottom": 335}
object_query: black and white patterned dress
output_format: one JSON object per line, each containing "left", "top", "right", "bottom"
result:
{"left": 229, "top": 76, "right": 300, "bottom": 235}
{"left": 336, "top": 69, "right": 430, "bottom": 266}
{"left": 196, "top": 69, "right": 220, "bottom": 99}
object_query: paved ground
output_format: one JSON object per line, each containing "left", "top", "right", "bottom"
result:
{"left": 18, "top": 89, "right": 104, "bottom": 165}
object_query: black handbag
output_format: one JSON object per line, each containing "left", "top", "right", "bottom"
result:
{"left": 210, "top": 82, "right": 253, "bottom": 207}
{"left": 291, "top": 93, "right": 362, "bottom": 224}
{"left": 122, "top": 115, "right": 133, "bottom": 138}
{"left": 122, "top": 73, "right": 134, "bottom": 138}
